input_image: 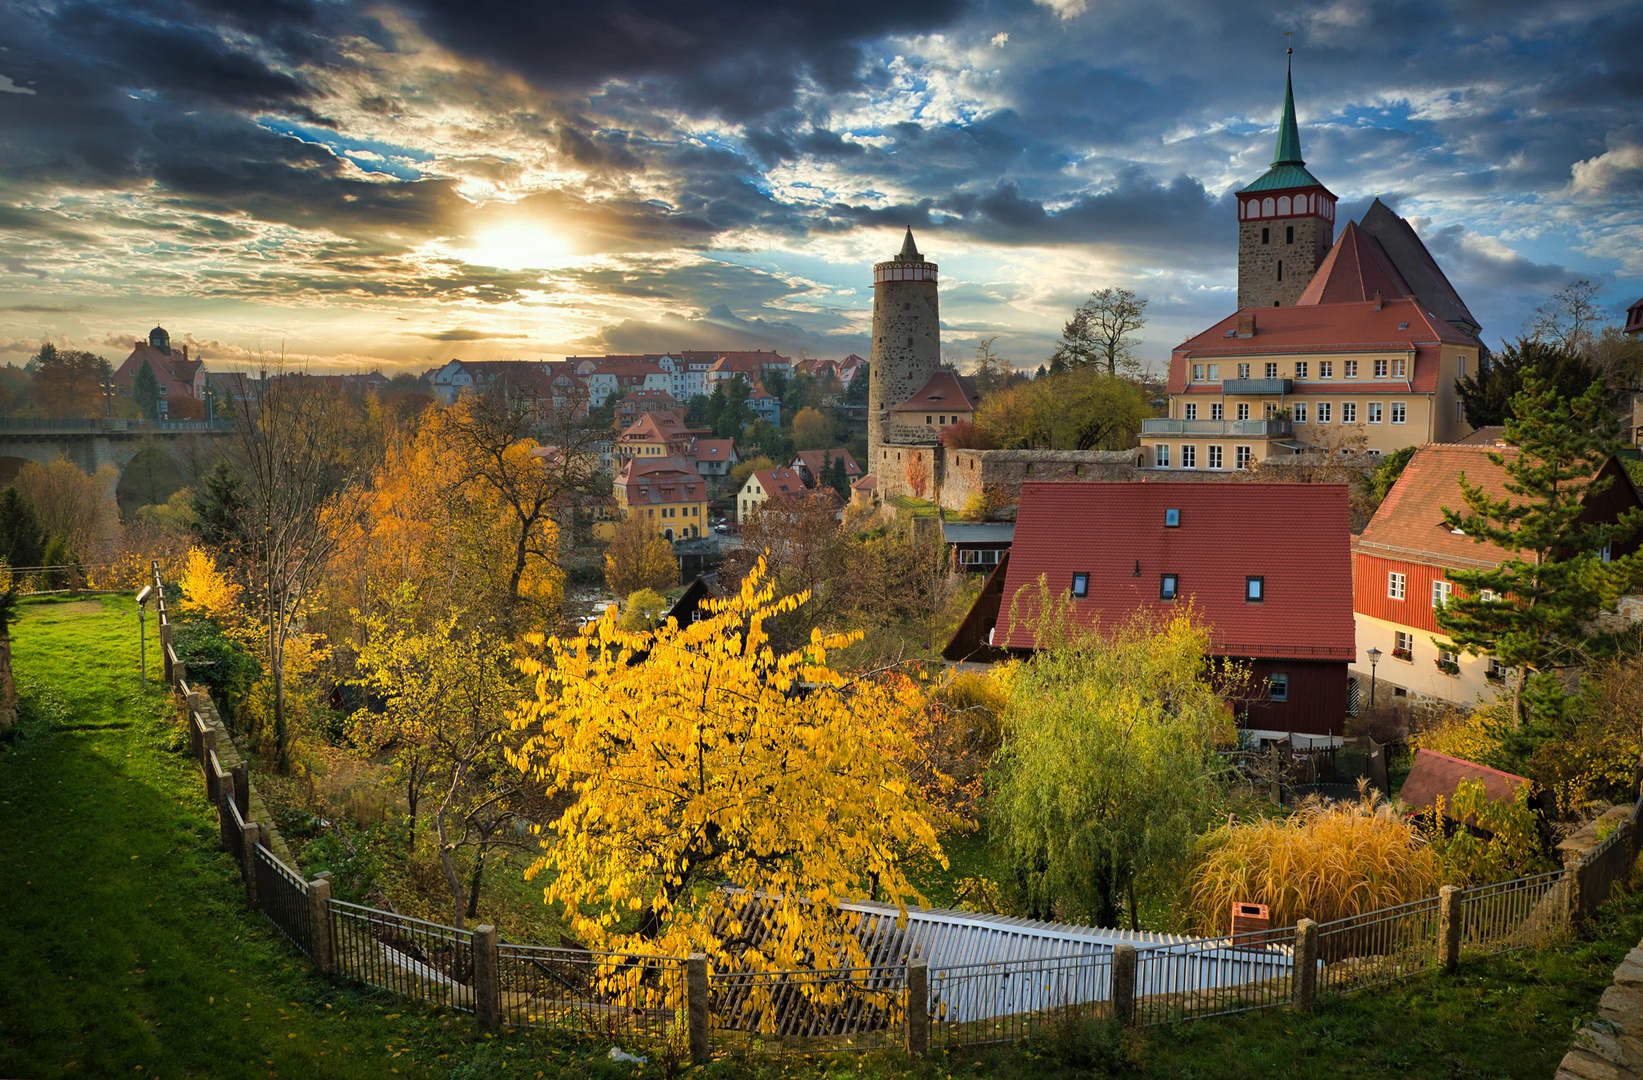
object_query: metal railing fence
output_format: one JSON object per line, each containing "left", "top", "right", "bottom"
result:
{"left": 1134, "top": 923, "right": 1299, "bottom": 1027}
{"left": 1460, "top": 870, "right": 1566, "bottom": 956}
{"left": 1578, "top": 824, "right": 1635, "bottom": 920}
{"left": 930, "top": 951, "right": 1114, "bottom": 1049}
{"left": 1315, "top": 895, "right": 1440, "bottom": 996}
{"left": 710, "top": 964, "right": 907, "bottom": 1052}
{"left": 331, "top": 900, "right": 476, "bottom": 1012}
{"left": 254, "top": 842, "right": 313, "bottom": 958}
{"left": 496, "top": 943, "right": 686, "bottom": 1043}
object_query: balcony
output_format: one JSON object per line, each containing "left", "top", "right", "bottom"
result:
{"left": 1140, "top": 418, "right": 1294, "bottom": 438}
{"left": 1220, "top": 377, "right": 1293, "bottom": 395}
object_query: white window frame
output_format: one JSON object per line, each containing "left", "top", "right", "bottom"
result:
{"left": 1388, "top": 571, "right": 1406, "bottom": 600}
{"left": 1237, "top": 363, "right": 1250, "bottom": 379}
{"left": 1235, "top": 445, "right": 1252, "bottom": 469}
{"left": 1293, "top": 402, "right": 1308, "bottom": 423}
{"left": 1207, "top": 445, "right": 1223, "bottom": 469}
{"left": 1367, "top": 402, "right": 1383, "bottom": 424}
{"left": 1374, "top": 359, "right": 1389, "bottom": 378}
{"left": 1210, "top": 403, "right": 1224, "bottom": 420}
{"left": 1265, "top": 362, "right": 1278, "bottom": 379}
{"left": 1155, "top": 444, "right": 1170, "bottom": 467}
{"left": 1207, "top": 364, "right": 1220, "bottom": 381}
{"left": 1342, "top": 402, "right": 1357, "bottom": 423}
{"left": 1391, "top": 402, "right": 1406, "bottom": 425}
{"left": 1237, "top": 403, "right": 1250, "bottom": 420}
{"left": 1319, "top": 360, "right": 1333, "bottom": 379}
{"left": 1181, "top": 444, "right": 1197, "bottom": 468}
{"left": 1344, "top": 360, "right": 1358, "bottom": 379}
{"left": 1432, "top": 580, "right": 1451, "bottom": 608}
{"left": 1294, "top": 362, "right": 1308, "bottom": 379}
{"left": 1185, "top": 402, "right": 1198, "bottom": 420}
{"left": 1391, "top": 358, "right": 1407, "bottom": 377}
{"left": 1317, "top": 402, "right": 1332, "bottom": 423}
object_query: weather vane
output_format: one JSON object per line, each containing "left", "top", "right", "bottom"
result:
{"left": 1285, "top": 30, "right": 1293, "bottom": 57}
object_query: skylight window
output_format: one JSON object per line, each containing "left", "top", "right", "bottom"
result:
{"left": 1160, "top": 574, "right": 1179, "bottom": 601}
{"left": 1246, "top": 576, "right": 1264, "bottom": 602}
{"left": 1398, "top": 323, "right": 1409, "bottom": 330}
{"left": 1071, "top": 573, "right": 1089, "bottom": 598}
{"left": 1165, "top": 509, "right": 1180, "bottom": 527}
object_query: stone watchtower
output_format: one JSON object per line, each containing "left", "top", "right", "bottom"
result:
{"left": 868, "top": 228, "right": 941, "bottom": 475}
{"left": 1236, "top": 53, "right": 1337, "bottom": 309}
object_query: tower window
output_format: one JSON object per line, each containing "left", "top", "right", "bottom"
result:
{"left": 1261, "top": 228, "right": 1270, "bottom": 245}
{"left": 1277, "top": 261, "right": 1283, "bottom": 282}
{"left": 1286, "top": 225, "right": 1294, "bottom": 244}
{"left": 907, "top": 336, "right": 914, "bottom": 347}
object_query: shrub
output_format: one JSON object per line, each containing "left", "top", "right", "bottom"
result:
{"left": 1184, "top": 785, "right": 1440, "bottom": 934}
{"left": 619, "top": 587, "right": 669, "bottom": 631}
{"left": 172, "top": 617, "right": 261, "bottom": 731}
{"left": 1421, "top": 779, "right": 1552, "bottom": 886}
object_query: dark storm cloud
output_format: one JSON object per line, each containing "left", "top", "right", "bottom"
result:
{"left": 400, "top": 0, "right": 970, "bottom": 120}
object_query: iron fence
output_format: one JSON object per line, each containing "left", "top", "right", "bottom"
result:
{"left": 930, "top": 951, "right": 1113, "bottom": 1049}
{"left": 331, "top": 900, "right": 476, "bottom": 1012}
{"left": 1578, "top": 824, "right": 1634, "bottom": 920}
{"left": 496, "top": 943, "right": 685, "bottom": 1043}
{"left": 254, "top": 842, "right": 313, "bottom": 957}
{"left": 1134, "top": 924, "right": 1299, "bottom": 1026}
{"left": 710, "top": 964, "right": 907, "bottom": 1053}
{"left": 1460, "top": 870, "right": 1567, "bottom": 956}
{"left": 1315, "top": 895, "right": 1440, "bottom": 995}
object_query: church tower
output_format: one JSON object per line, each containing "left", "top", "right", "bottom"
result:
{"left": 1237, "top": 54, "right": 1336, "bottom": 309}
{"left": 867, "top": 228, "right": 940, "bottom": 475}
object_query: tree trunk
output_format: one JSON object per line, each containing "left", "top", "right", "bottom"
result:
{"left": 435, "top": 812, "right": 465, "bottom": 932}
{"left": 0, "top": 632, "right": 15, "bottom": 734}
{"left": 465, "top": 848, "right": 487, "bottom": 919}
{"left": 1127, "top": 879, "right": 1140, "bottom": 932}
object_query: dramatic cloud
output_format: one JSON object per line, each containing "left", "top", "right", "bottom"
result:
{"left": 0, "top": 0, "right": 1637, "bottom": 373}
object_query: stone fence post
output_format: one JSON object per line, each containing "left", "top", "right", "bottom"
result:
{"left": 1293, "top": 919, "right": 1318, "bottom": 1011}
{"left": 309, "top": 877, "right": 334, "bottom": 975}
{"left": 1567, "top": 864, "right": 1587, "bottom": 928}
{"left": 241, "top": 821, "right": 259, "bottom": 907}
{"left": 231, "top": 761, "right": 249, "bottom": 818}
{"left": 1438, "top": 885, "right": 1462, "bottom": 971}
{"left": 906, "top": 959, "right": 929, "bottom": 1056}
{"left": 1112, "top": 943, "right": 1137, "bottom": 1027}
{"left": 687, "top": 953, "right": 710, "bottom": 1064}
{"left": 472, "top": 925, "right": 500, "bottom": 1029}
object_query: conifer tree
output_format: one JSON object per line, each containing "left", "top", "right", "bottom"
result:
{"left": 1436, "top": 374, "right": 1641, "bottom": 726}
{"left": 133, "top": 359, "right": 161, "bottom": 419}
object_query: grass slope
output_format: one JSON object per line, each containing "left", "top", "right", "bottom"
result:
{"left": 1, "top": 595, "right": 1637, "bottom": 1079}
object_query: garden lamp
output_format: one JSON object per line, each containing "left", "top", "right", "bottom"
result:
{"left": 1366, "top": 646, "right": 1381, "bottom": 712}
{"left": 136, "top": 586, "right": 152, "bottom": 686}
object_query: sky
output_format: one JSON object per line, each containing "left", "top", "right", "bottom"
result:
{"left": 0, "top": 0, "right": 1639, "bottom": 377}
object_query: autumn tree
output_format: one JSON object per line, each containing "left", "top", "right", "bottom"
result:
{"left": 604, "top": 512, "right": 677, "bottom": 598}
{"left": 792, "top": 406, "right": 831, "bottom": 450}
{"left": 967, "top": 337, "right": 1017, "bottom": 397}
{"left": 1050, "top": 288, "right": 1148, "bottom": 378}
{"left": 352, "top": 589, "right": 522, "bottom": 927}
{"left": 975, "top": 366, "right": 1147, "bottom": 450}
{"left": 990, "top": 595, "right": 1233, "bottom": 929}
{"left": 1436, "top": 374, "right": 1642, "bottom": 727}
{"left": 508, "top": 564, "right": 945, "bottom": 973}
{"left": 722, "top": 494, "right": 849, "bottom": 645}
{"left": 29, "top": 343, "right": 110, "bottom": 419}
{"left": 14, "top": 457, "right": 120, "bottom": 566}
{"left": 905, "top": 453, "right": 931, "bottom": 498}
{"left": 728, "top": 455, "right": 775, "bottom": 491}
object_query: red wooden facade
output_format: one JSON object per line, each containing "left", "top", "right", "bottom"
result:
{"left": 1233, "top": 659, "right": 1351, "bottom": 737}
{"left": 1352, "top": 551, "right": 1450, "bottom": 633}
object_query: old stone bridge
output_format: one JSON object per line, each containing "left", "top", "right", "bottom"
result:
{"left": 0, "top": 418, "right": 235, "bottom": 500}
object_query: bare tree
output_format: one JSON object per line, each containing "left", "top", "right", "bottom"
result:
{"left": 1051, "top": 287, "right": 1148, "bottom": 378}
{"left": 230, "top": 370, "right": 367, "bottom": 772}
{"left": 1525, "top": 280, "right": 1603, "bottom": 357}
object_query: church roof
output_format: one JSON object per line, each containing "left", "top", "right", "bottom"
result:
{"left": 1295, "top": 222, "right": 1413, "bottom": 306}
{"left": 890, "top": 369, "right": 979, "bottom": 412}
{"left": 1358, "top": 199, "right": 1481, "bottom": 338}
{"left": 1239, "top": 59, "right": 1329, "bottom": 195}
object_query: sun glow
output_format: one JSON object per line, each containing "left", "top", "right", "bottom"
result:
{"left": 460, "top": 224, "right": 573, "bottom": 270}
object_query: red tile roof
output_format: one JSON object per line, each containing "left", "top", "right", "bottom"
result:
{"left": 890, "top": 370, "right": 980, "bottom": 412}
{"left": 1295, "top": 221, "right": 1412, "bottom": 307}
{"left": 615, "top": 456, "right": 705, "bottom": 504}
{"left": 1626, "top": 297, "right": 1643, "bottom": 337}
{"left": 1169, "top": 296, "right": 1477, "bottom": 395}
{"left": 791, "top": 448, "right": 862, "bottom": 478}
{"left": 1398, "top": 749, "right": 1529, "bottom": 818}
{"left": 1354, "top": 443, "right": 1642, "bottom": 570}
{"left": 994, "top": 482, "right": 1355, "bottom": 660}
{"left": 746, "top": 468, "right": 808, "bottom": 496}
{"left": 618, "top": 411, "right": 690, "bottom": 442}
{"left": 691, "top": 438, "right": 737, "bottom": 461}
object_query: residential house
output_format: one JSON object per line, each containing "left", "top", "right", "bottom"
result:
{"left": 789, "top": 448, "right": 862, "bottom": 489}
{"left": 617, "top": 388, "right": 683, "bottom": 426}
{"left": 850, "top": 473, "right": 878, "bottom": 507}
{"left": 1624, "top": 296, "right": 1642, "bottom": 340}
{"left": 690, "top": 438, "right": 739, "bottom": 480}
{"left": 749, "top": 385, "right": 781, "bottom": 426}
{"left": 944, "top": 481, "right": 1356, "bottom": 737}
{"left": 585, "top": 359, "right": 670, "bottom": 403}
{"left": 701, "top": 351, "right": 792, "bottom": 390}
{"left": 737, "top": 467, "right": 808, "bottom": 524}
{"left": 1350, "top": 441, "right": 1643, "bottom": 710}
{"left": 614, "top": 456, "right": 709, "bottom": 540}
{"left": 615, "top": 411, "right": 694, "bottom": 463}
{"left": 943, "top": 521, "right": 1014, "bottom": 574}
{"left": 664, "top": 572, "right": 731, "bottom": 627}
{"left": 884, "top": 370, "right": 979, "bottom": 444}
{"left": 113, "top": 326, "right": 206, "bottom": 417}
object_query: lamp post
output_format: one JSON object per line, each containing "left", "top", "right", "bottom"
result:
{"left": 136, "top": 586, "right": 152, "bottom": 686}
{"left": 1366, "top": 646, "right": 1382, "bottom": 712}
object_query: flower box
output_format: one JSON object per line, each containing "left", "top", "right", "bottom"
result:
{"left": 1392, "top": 648, "right": 1413, "bottom": 661}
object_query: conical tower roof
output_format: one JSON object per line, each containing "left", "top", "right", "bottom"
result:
{"left": 1239, "top": 52, "right": 1328, "bottom": 195}
{"left": 897, "top": 227, "right": 922, "bottom": 261}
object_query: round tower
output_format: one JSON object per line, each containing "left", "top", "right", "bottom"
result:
{"left": 149, "top": 325, "right": 171, "bottom": 353}
{"left": 868, "top": 228, "right": 940, "bottom": 476}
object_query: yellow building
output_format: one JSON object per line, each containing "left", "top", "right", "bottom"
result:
{"left": 615, "top": 410, "right": 693, "bottom": 462}
{"left": 1146, "top": 223, "right": 1480, "bottom": 470}
{"left": 614, "top": 456, "right": 709, "bottom": 540}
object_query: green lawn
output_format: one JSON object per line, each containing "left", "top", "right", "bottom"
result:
{"left": 2, "top": 594, "right": 1637, "bottom": 1079}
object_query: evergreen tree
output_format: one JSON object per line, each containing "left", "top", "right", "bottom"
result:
{"left": 133, "top": 359, "right": 161, "bottom": 419}
{"left": 714, "top": 378, "right": 753, "bottom": 439}
{"left": 685, "top": 393, "right": 709, "bottom": 425}
{"left": 189, "top": 460, "right": 250, "bottom": 553}
{"left": 1436, "top": 374, "right": 1642, "bottom": 727}
{"left": 821, "top": 450, "right": 850, "bottom": 500}
{"left": 1454, "top": 338, "right": 1599, "bottom": 428}
{"left": 0, "top": 488, "right": 46, "bottom": 569}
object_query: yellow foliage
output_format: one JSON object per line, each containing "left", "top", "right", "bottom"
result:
{"left": 178, "top": 547, "right": 241, "bottom": 621}
{"left": 1412, "top": 705, "right": 1503, "bottom": 765}
{"left": 508, "top": 560, "right": 945, "bottom": 984}
{"left": 1423, "top": 780, "right": 1552, "bottom": 886}
{"left": 1185, "top": 788, "right": 1441, "bottom": 933}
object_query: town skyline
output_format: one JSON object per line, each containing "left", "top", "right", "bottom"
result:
{"left": 0, "top": 0, "right": 1638, "bottom": 374}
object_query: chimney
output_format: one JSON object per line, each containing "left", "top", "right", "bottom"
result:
{"left": 1373, "top": 290, "right": 1383, "bottom": 311}
{"left": 1236, "top": 312, "right": 1256, "bottom": 338}
{"left": 1231, "top": 902, "right": 1271, "bottom": 945}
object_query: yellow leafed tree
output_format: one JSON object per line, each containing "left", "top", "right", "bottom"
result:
{"left": 178, "top": 546, "right": 242, "bottom": 622}
{"left": 508, "top": 562, "right": 946, "bottom": 977}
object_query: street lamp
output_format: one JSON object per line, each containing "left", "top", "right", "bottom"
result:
{"left": 136, "top": 586, "right": 153, "bottom": 686}
{"left": 1366, "top": 646, "right": 1382, "bottom": 712}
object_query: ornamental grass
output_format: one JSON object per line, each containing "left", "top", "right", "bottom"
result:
{"left": 1184, "top": 783, "right": 1440, "bottom": 935}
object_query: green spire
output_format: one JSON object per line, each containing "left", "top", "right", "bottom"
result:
{"left": 1272, "top": 50, "right": 1304, "bottom": 166}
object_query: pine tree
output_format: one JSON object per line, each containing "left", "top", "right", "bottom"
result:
{"left": 0, "top": 488, "right": 46, "bottom": 570}
{"left": 133, "top": 359, "right": 161, "bottom": 419}
{"left": 821, "top": 451, "right": 850, "bottom": 499}
{"left": 1436, "top": 374, "right": 1642, "bottom": 726}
